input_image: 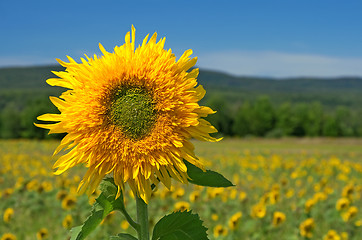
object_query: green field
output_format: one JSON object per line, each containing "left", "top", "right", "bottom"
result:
{"left": 1, "top": 138, "right": 361, "bottom": 239}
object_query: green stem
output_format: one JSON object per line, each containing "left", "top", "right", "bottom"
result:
{"left": 136, "top": 196, "right": 149, "bottom": 240}
{"left": 120, "top": 206, "right": 140, "bottom": 232}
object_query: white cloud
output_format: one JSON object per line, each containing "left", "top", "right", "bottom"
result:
{"left": 197, "top": 51, "right": 362, "bottom": 78}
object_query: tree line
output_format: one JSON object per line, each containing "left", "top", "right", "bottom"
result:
{"left": 207, "top": 96, "right": 362, "bottom": 138}
{"left": 1, "top": 95, "right": 362, "bottom": 139}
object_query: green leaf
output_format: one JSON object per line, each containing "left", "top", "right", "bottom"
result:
{"left": 109, "top": 233, "right": 138, "bottom": 240}
{"left": 72, "top": 210, "right": 104, "bottom": 240}
{"left": 71, "top": 178, "right": 126, "bottom": 240}
{"left": 100, "top": 177, "right": 119, "bottom": 197}
{"left": 152, "top": 211, "right": 209, "bottom": 240}
{"left": 70, "top": 226, "right": 82, "bottom": 240}
{"left": 184, "top": 160, "right": 234, "bottom": 187}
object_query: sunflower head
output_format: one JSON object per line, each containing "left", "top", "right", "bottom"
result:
{"left": 228, "top": 211, "right": 242, "bottom": 230}
{"left": 35, "top": 26, "right": 219, "bottom": 203}
{"left": 36, "top": 228, "right": 48, "bottom": 240}
{"left": 272, "top": 211, "right": 286, "bottom": 227}
{"left": 299, "top": 218, "right": 315, "bottom": 238}
{"left": 1, "top": 233, "right": 17, "bottom": 240}
{"left": 62, "top": 214, "right": 73, "bottom": 229}
{"left": 3, "top": 208, "right": 14, "bottom": 223}
{"left": 213, "top": 225, "right": 228, "bottom": 237}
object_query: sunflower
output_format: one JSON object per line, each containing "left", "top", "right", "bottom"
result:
{"left": 1, "top": 233, "right": 17, "bottom": 240}
{"left": 305, "top": 198, "right": 316, "bottom": 213}
{"left": 62, "top": 214, "right": 73, "bottom": 229}
{"left": 336, "top": 198, "right": 350, "bottom": 211}
{"left": 228, "top": 211, "right": 242, "bottom": 230}
{"left": 251, "top": 203, "right": 266, "bottom": 219}
{"left": 189, "top": 190, "right": 201, "bottom": 202}
{"left": 213, "top": 225, "right": 228, "bottom": 238}
{"left": 3, "top": 208, "right": 14, "bottom": 223}
{"left": 272, "top": 211, "right": 286, "bottom": 227}
{"left": 299, "top": 218, "right": 315, "bottom": 238}
{"left": 174, "top": 201, "right": 190, "bottom": 212}
{"left": 36, "top": 228, "right": 48, "bottom": 240}
{"left": 342, "top": 206, "right": 358, "bottom": 222}
{"left": 61, "top": 195, "right": 77, "bottom": 210}
{"left": 323, "top": 230, "right": 341, "bottom": 240}
{"left": 35, "top": 26, "right": 219, "bottom": 203}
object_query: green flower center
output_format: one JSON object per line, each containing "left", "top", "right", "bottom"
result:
{"left": 109, "top": 86, "right": 157, "bottom": 140}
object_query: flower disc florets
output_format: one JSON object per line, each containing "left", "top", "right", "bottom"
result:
{"left": 108, "top": 86, "right": 157, "bottom": 140}
{"left": 35, "top": 26, "right": 219, "bottom": 203}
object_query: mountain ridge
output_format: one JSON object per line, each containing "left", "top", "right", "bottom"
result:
{"left": 1, "top": 65, "right": 362, "bottom": 110}
{"left": 1, "top": 65, "right": 362, "bottom": 90}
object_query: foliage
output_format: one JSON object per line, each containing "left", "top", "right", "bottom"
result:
{"left": 184, "top": 160, "right": 234, "bottom": 187}
{"left": 152, "top": 211, "right": 208, "bottom": 240}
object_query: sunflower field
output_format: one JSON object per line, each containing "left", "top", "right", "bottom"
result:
{"left": 1, "top": 138, "right": 361, "bottom": 240}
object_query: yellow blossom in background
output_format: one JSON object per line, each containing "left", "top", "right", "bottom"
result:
{"left": 208, "top": 188, "right": 224, "bottom": 199}
{"left": 340, "top": 232, "right": 348, "bottom": 240}
{"left": 342, "top": 206, "right": 358, "bottom": 222}
{"left": 285, "top": 189, "right": 294, "bottom": 198}
{"left": 159, "top": 188, "right": 172, "bottom": 200}
{"left": 61, "top": 195, "right": 77, "bottom": 210}
{"left": 229, "top": 188, "right": 238, "bottom": 199}
{"left": 342, "top": 184, "right": 354, "bottom": 200}
{"left": 189, "top": 190, "right": 200, "bottom": 202}
{"left": 313, "top": 192, "right": 327, "bottom": 202}
{"left": 355, "top": 219, "right": 362, "bottom": 227}
{"left": 340, "top": 232, "right": 349, "bottom": 240}
{"left": 62, "top": 214, "right": 73, "bottom": 229}
{"left": 36, "top": 228, "right": 48, "bottom": 240}
{"left": 213, "top": 225, "right": 228, "bottom": 238}
{"left": 56, "top": 190, "right": 68, "bottom": 201}
{"left": 1, "top": 233, "right": 16, "bottom": 240}
{"left": 239, "top": 191, "right": 247, "bottom": 201}
{"left": 299, "top": 218, "right": 314, "bottom": 238}
{"left": 336, "top": 198, "right": 350, "bottom": 211}
{"left": 228, "top": 211, "right": 242, "bottom": 230}
{"left": 26, "top": 179, "right": 39, "bottom": 191}
{"left": 324, "top": 186, "right": 334, "bottom": 195}
{"left": 251, "top": 203, "right": 266, "bottom": 219}
{"left": 3, "top": 208, "right": 14, "bottom": 223}
{"left": 121, "top": 220, "right": 129, "bottom": 230}
{"left": 268, "top": 190, "right": 280, "bottom": 205}
{"left": 40, "top": 181, "right": 53, "bottom": 193}
{"left": 305, "top": 198, "right": 316, "bottom": 213}
{"left": 35, "top": 26, "right": 219, "bottom": 203}
{"left": 211, "top": 213, "right": 219, "bottom": 221}
{"left": 172, "top": 188, "right": 185, "bottom": 200}
{"left": 272, "top": 211, "right": 286, "bottom": 227}
{"left": 14, "top": 177, "right": 24, "bottom": 190}
{"left": 174, "top": 201, "right": 190, "bottom": 212}
{"left": 323, "top": 230, "right": 341, "bottom": 240}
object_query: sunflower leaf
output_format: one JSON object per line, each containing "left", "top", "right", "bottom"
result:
{"left": 109, "top": 233, "right": 138, "bottom": 240}
{"left": 152, "top": 211, "right": 208, "bottom": 240}
{"left": 70, "top": 226, "right": 82, "bottom": 240}
{"left": 184, "top": 160, "right": 234, "bottom": 187}
{"left": 70, "top": 178, "right": 126, "bottom": 240}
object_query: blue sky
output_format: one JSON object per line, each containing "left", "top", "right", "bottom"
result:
{"left": 1, "top": 0, "right": 362, "bottom": 77}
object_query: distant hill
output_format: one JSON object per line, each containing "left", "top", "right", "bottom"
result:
{"left": 1, "top": 65, "right": 362, "bottom": 110}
